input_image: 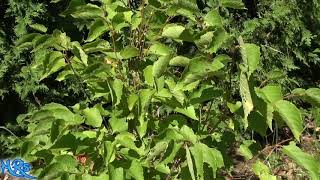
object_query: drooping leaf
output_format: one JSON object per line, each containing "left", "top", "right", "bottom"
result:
{"left": 274, "top": 100, "right": 303, "bottom": 140}
{"left": 283, "top": 142, "right": 320, "bottom": 180}
{"left": 305, "top": 88, "right": 320, "bottom": 106}
{"left": 190, "top": 145, "right": 204, "bottom": 180}
{"left": 185, "top": 146, "right": 196, "bottom": 180}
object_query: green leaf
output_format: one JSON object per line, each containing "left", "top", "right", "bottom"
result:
{"left": 138, "top": 89, "right": 155, "bottom": 137}
{"left": 169, "top": 56, "right": 190, "bottom": 67}
{"left": 207, "top": 28, "right": 229, "bottom": 54}
{"left": 50, "top": 119, "right": 66, "bottom": 143}
{"left": 112, "top": 79, "right": 123, "bottom": 105}
{"left": 255, "top": 85, "right": 283, "bottom": 104}
{"left": 104, "top": 141, "right": 115, "bottom": 163}
{"left": 155, "top": 164, "right": 170, "bottom": 174}
{"left": 162, "top": 24, "right": 185, "bottom": 38}
{"left": 115, "top": 132, "right": 144, "bottom": 155}
{"left": 69, "top": 4, "right": 104, "bottom": 19}
{"left": 220, "top": 0, "right": 245, "bottom": 9}
{"left": 161, "top": 142, "right": 183, "bottom": 164}
{"left": 129, "top": 160, "right": 144, "bottom": 180}
{"left": 192, "top": 143, "right": 224, "bottom": 178}
{"left": 41, "top": 51, "right": 66, "bottom": 80}
{"left": 239, "top": 72, "right": 253, "bottom": 128}
{"left": 274, "top": 100, "right": 303, "bottom": 140}
{"left": 87, "top": 18, "right": 110, "bottom": 42}
{"left": 240, "top": 43, "right": 261, "bottom": 77}
{"left": 83, "top": 107, "right": 103, "bottom": 128}
{"left": 248, "top": 111, "right": 268, "bottom": 136}
{"left": 120, "top": 46, "right": 139, "bottom": 59}
{"left": 148, "top": 43, "right": 172, "bottom": 56}
{"left": 186, "top": 146, "right": 196, "bottom": 180}
{"left": 204, "top": 9, "right": 222, "bottom": 27}
{"left": 16, "top": 33, "right": 40, "bottom": 48}
{"left": 162, "top": 24, "right": 193, "bottom": 42}
{"left": 38, "top": 162, "right": 64, "bottom": 179}
{"left": 175, "top": 106, "right": 198, "bottom": 120}
{"left": 55, "top": 154, "right": 77, "bottom": 171}
{"left": 181, "top": 57, "right": 225, "bottom": 84}
{"left": 312, "top": 108, "right": 320, "bottom": 127}
{"left": 190, "top": 145, "right": 204, "bottom": 180}
{"left": 72, "top": 42, "right": 88, "bottom": 66}
{"left": 190, "top": 86, "right": 223, "bottom": 104}
{"left": 153, "top": 55, "right": 171, "bottom": 78}
{"left": 29, "top": 24, "right": 47, "bottom": 33}
{"left": 238, "top": 140, "right": 260, "bottom": 160}
{"left": 305, "top": 88, "right": 320, "bottom": 106}
{"left": 110, "top": 167, "right": 124, "bottom": 180}
{"left": 147, "top": 141, "right": 169, "bottom": 162}
{"left": 227, "top": 101, "right": 242, "bottom": 113}
{"left": 110, "top": 116, "right": 127, "bottom": 133}
{"left": 128, "top": 94, "right": 139, "bottom": 111}
{"left": 283, "top": 142, "right": 320, "bottom": 180}
{"left": 252, "top": 161, "right": 276, "bottom": 180}
{"left": 21, "top": 141, "right": 35, "bottom": 158}
{"left": 83, "top": 39, "right": 111, "bottom": 53}
{"left": 143, "top": 65, "right": 154, "bottom": 86}
{"left": 180, "top": 125, "right": 197, "bottom": 144}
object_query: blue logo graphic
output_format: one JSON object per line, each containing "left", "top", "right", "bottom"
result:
{"left": 0, "top": 159, "right": 36, "bottom": 179}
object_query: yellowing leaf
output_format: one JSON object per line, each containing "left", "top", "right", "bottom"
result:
{"left": 239, "top": 72, "right": 253, "bottom": 128}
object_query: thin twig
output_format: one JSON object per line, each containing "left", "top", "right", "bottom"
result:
{"left": 0, "top": 126, "right": 23, "bottom": 142}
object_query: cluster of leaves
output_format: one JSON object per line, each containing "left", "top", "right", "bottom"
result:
{"left": 1, "top": 0, "right": 320, "bottom": 179}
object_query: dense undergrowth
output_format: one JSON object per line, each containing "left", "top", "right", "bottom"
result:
{"left": 0, "top": 0, "right": 320, "bottom": 179}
